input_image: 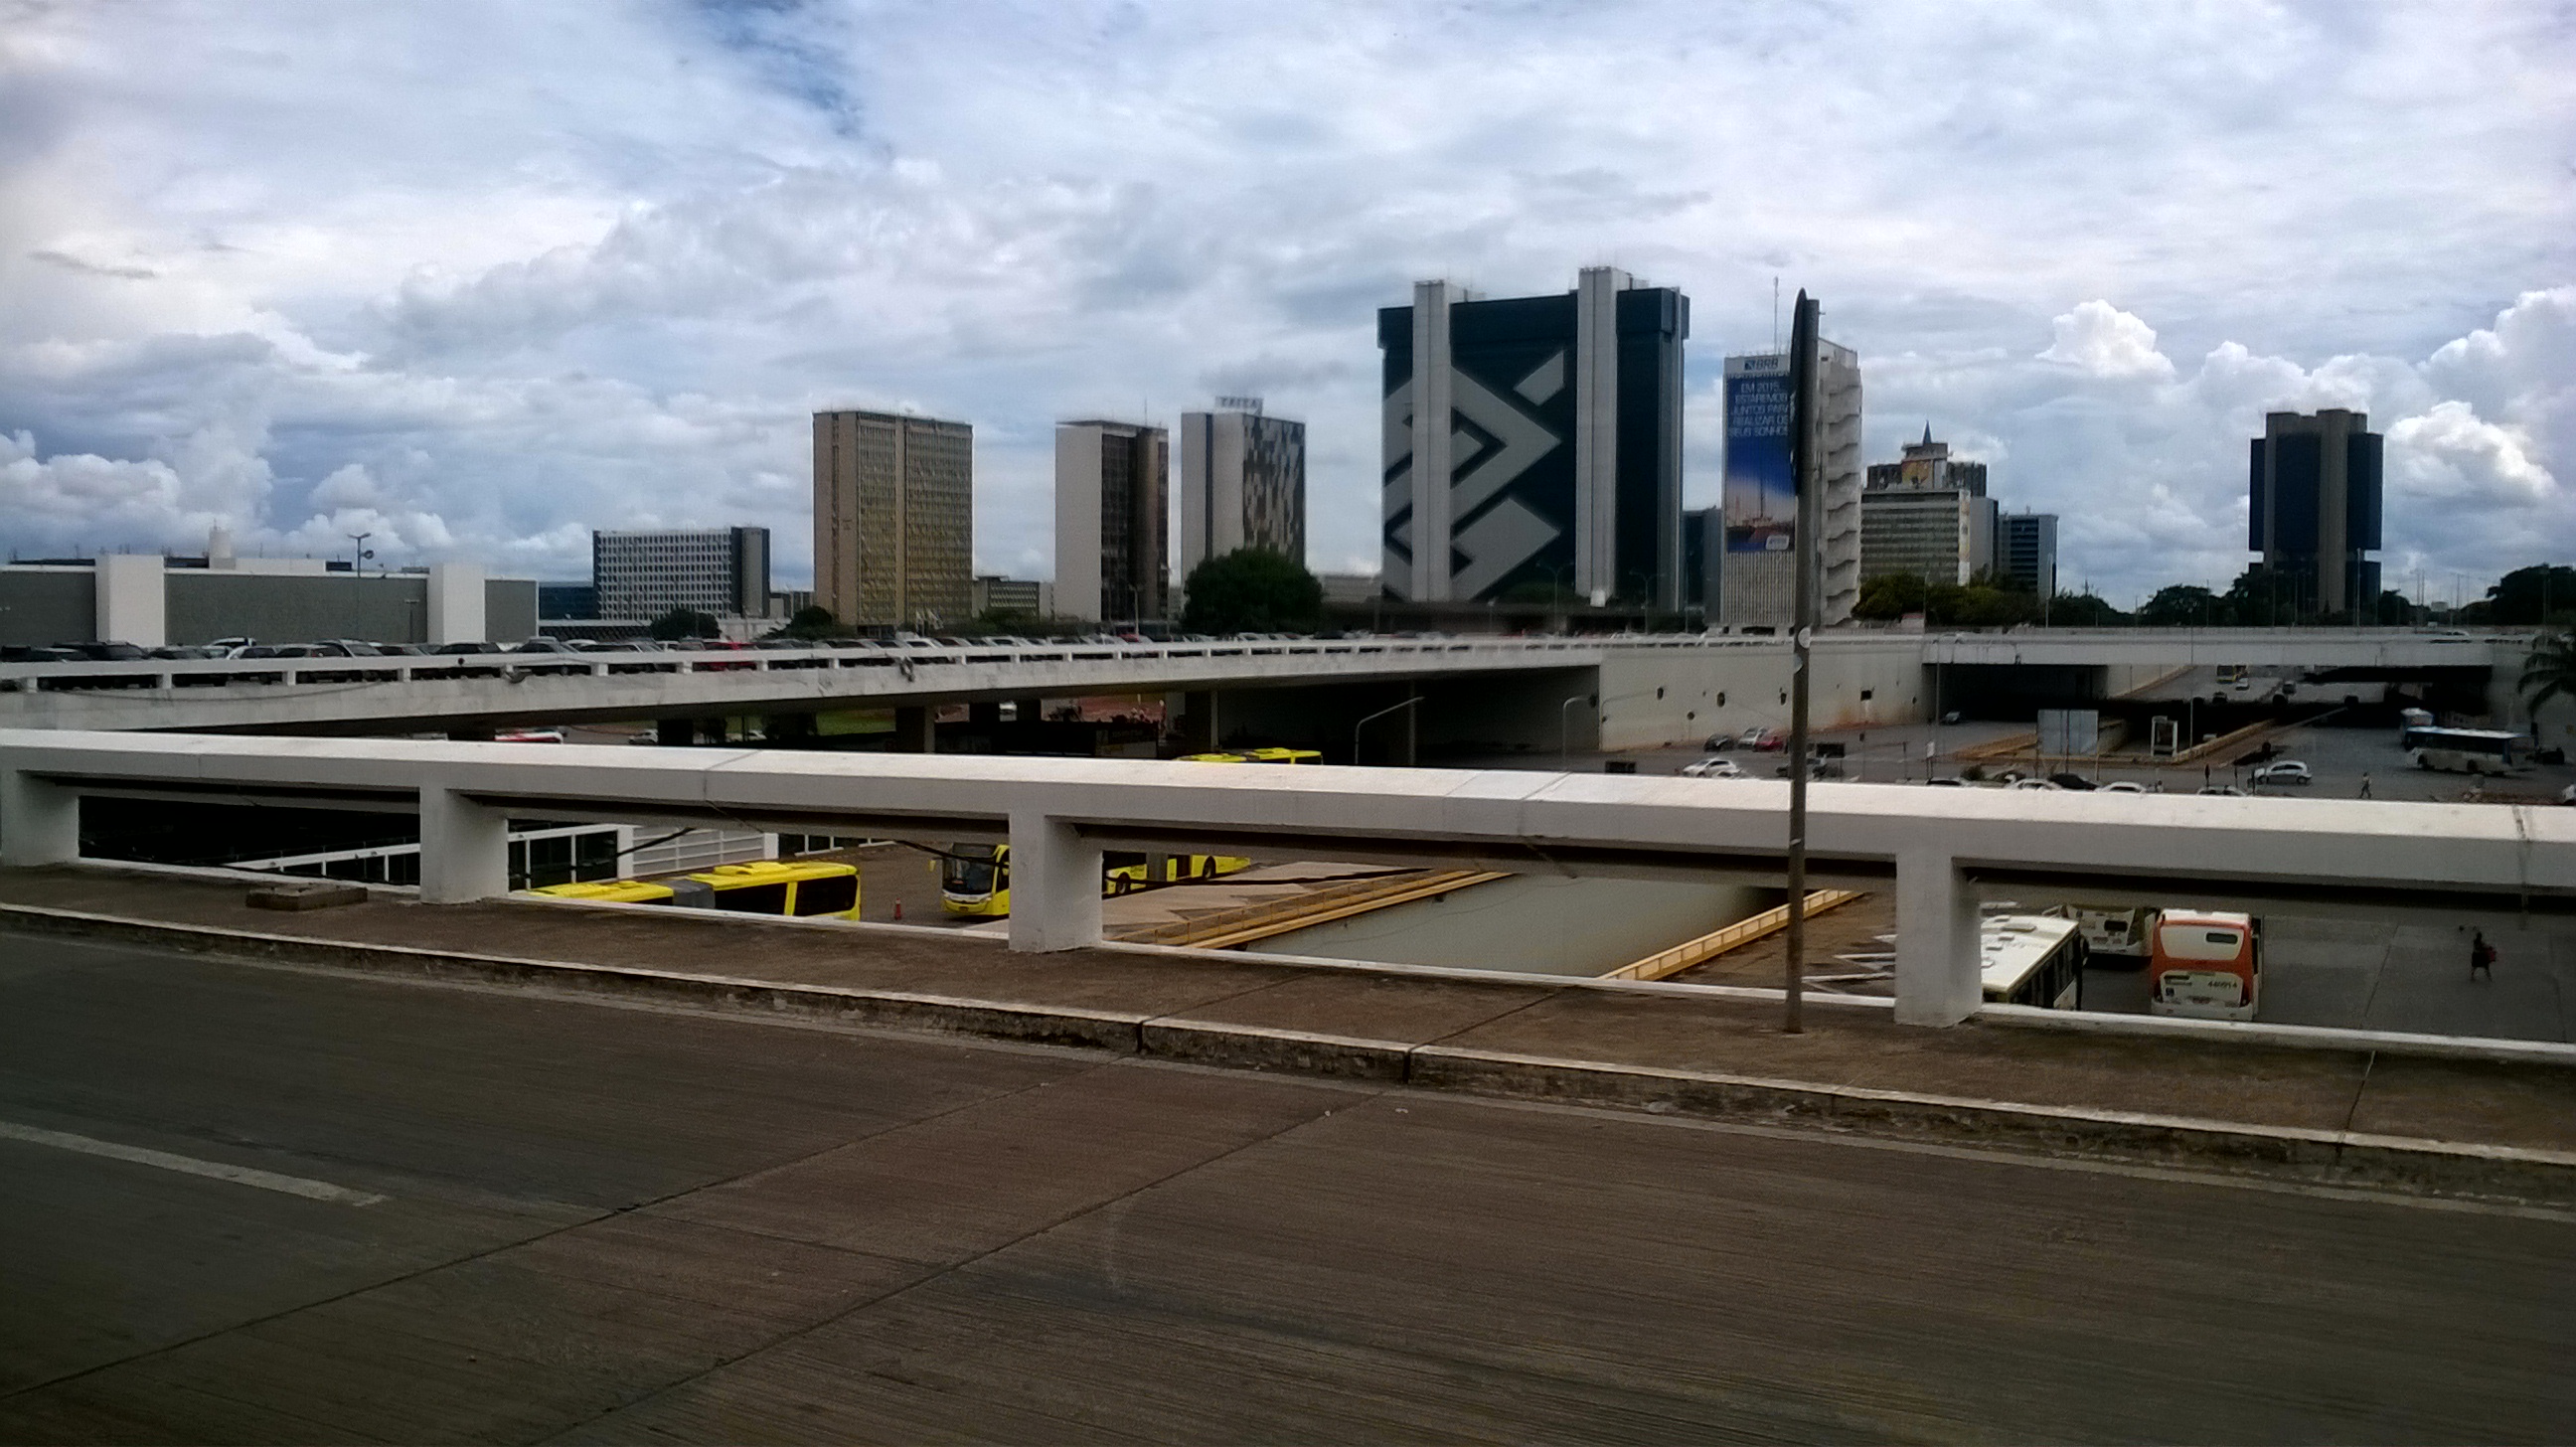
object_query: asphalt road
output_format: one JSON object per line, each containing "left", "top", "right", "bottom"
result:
{"left": 3, "top": 930, "right": 2572, "bottom": 1444}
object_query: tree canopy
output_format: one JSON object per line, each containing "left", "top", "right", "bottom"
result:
{"left": 648, "top": 606, "right": 722, "bottom": 640}
{"left": 1180, "top": 548, "right": 1324, "bottom": 635}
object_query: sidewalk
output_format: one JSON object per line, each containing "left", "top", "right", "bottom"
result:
{"left": 5, "top": 864, "right": 2573, "bottom": 1202}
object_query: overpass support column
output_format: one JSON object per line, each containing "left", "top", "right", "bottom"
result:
{"left": 892, "top": 706, "right": 935, "bottom": 753}
{"left": 1014, "top": 696, "right": 1045, "bottom": 724}
{"left": 1893, "top": 849, "right": 1982, "bottom": 1026}
{"left": 0, "top": 767, "right": 80, "bottom": 867}
{"left": 697, "top": 718, "right": 728, "bottom": 745}
{"left": 656, "top": 719, "right": 693, "bottom": 746}
{"left": 417, "top": 787, "right": 509, "bottom": 904}
{"left": 1007, "top": 810, "right": 1101, "bottom": 952}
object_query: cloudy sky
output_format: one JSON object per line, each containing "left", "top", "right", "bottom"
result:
{"left": 2, "top": 0, "right": 2571, "bottom": 605}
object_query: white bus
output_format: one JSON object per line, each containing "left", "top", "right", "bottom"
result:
{"left": 1980, "top": 914, "right": 2088, "bottom": 1010}
{"left": 2401, "top": 725, "right": 2523, "bottom": 775}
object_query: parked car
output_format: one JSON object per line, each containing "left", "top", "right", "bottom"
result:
{"left": 2196, "top": 784, "right": 2248, "bottom": 797}
{"left": 1681, "top": 757, "right": 1745, "bottom": 778}
{"left": 2249, "top": 760, "right": 2313, "bottom": 787}
{"left": 1702, "top": 733, "right": 1735, "bottom": 752}
{"left": 2009, "top": 777, "right": 2061, "bottom": 791}
{"left": 2098, "top": 780, "right": 2153, "bottom": 794}
{"left": 2047, "top": 772, "right": 2097, "bottom": 791}
{"left": 315, "top": 639, "right": 385, "bottom": 657}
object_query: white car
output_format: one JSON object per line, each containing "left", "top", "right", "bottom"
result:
{"left": 2196, "top": 784, "right": 2248, "bottom": 797}
{"left": 1681, "top": 758, "right": 1745, "bottom": 778}
{"left": 2008, "top": 777, "right": 2061, "bottom": 791}
{"left": 2250, "top": 761, "right": 2313, "bottom": 786}
{"left": 2099, "top": 780, "right": 2151, "bottom": 794}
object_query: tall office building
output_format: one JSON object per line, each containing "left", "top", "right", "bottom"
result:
{"left": 1379, "top": 267, "right": 1688, "bottom": 607}
{"left": 1056, "top": 419, "right": 1169, "bottom": 622}
{"left": 812, "top": 410, "right": 975, "bottom": 629}
{"left": 1179, "top": 400, "right": 1306, "bottom": 579}
{"left": 1858, "top": 426, "right": 1994, "bottom": 587}
{"left": 2249, "top": 408, "right": 2382, "bottom": 615}
{"left": 591, "top": 527, "right": 769, "bottom": 620}
{"left": 1716, "top": 342, "right": 1861, "bottom": 628}
{"left": 1995, "top": 512, "right": 2059, "bottom": 598}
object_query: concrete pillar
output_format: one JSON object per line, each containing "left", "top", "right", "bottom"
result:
{"left": 656, "top": 719, "right": 694, "bottom": 746}
{"left": 1893, "top": 849, "right": 1982, "bottom": 1026}
{"left": 765, "top": 713, "right": 816, "bottom": 745}
{"left": 891, "top": 706, "right": 935, "bottom": 753}
{"left": 0, "top": 767, "right": 80, "bottom": 867}
{"left": 95, "top": 554, "right": 167, "bottom": 647}
{"left": 417, "top": 786, "right": 509, "bottom": 903}
{"left": 697, "top": 717, "right": 728, "bottom": 745}
{"left": 1007, "top": 810, "right": 1101, "bottom": 952}
{"left": 426, "top": 563, "right": 487, "bottom": 644}
{"left": 1013, "top": 696, "right": 1045, "bottom": 724}
{"left": 1401, "top": 684, "right": 1418, "bottom": 766}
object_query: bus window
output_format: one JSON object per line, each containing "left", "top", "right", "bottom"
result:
{"left": 712, "top": 882, "right": 790, "bottom": 913}
{"left": 791, "top": 874, "right": 859, "bottom": 916}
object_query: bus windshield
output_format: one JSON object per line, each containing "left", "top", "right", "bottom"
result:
{"left": 941, "top": 846, "right": 999, "bottom": 893}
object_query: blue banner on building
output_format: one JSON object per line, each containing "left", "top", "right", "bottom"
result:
{"left": 1722, "top": 362, "right": 1795, "bottom": 554}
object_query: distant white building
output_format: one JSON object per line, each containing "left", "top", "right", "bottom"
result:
{"left": 1180, "top": 399, "right": 1306, "bottom": 580}
{"left": 591, "top": 528, "right": 769, "bottom": 621}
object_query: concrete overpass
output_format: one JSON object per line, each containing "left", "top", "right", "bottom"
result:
{"left": 6, "top": 728, "right": 2567, "bottom": 1029}
{"left": 1923, "top": 627, "right": 2527, "bottom": 670}
{"left": 0, "top": 627, "right": 2536, "bottom": 749}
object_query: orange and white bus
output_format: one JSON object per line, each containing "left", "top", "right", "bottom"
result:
{"left": 2148, "top": 909, "right": 2261, "bottom": 1021}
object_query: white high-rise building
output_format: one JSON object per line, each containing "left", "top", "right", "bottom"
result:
{"left": 1055, "top": 419, "right": 1169, "bottom": 622}
{"left": 1179, "top": 400, "right": 1306, "bottom": 580}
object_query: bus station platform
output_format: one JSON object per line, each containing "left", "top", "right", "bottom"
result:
{"left": 5, "top": 864, "right": 2573, "bottom": 1206}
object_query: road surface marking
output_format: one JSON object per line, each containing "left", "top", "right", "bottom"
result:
{"left": 0, "top": 1121, "right": 388, "bottom": 1206}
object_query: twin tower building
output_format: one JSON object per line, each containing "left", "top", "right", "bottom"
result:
{"left": 1382, "top": 267, "right": 1852, "bottom": 625}
{"left": 815, "top": 267, "right": 1833, "bottom": 629}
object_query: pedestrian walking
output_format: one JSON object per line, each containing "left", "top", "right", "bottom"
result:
{"left": 2358, "top": 771, "right": 2372, "bottom": 799}
{"left": 2470, "top": 929, "right": 2496, "bottom": 981}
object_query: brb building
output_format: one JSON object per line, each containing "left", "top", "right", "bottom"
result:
{"left": 1378, "top": 268, "right": 1688, "bottom": 608}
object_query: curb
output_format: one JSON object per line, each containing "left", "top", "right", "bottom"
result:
{"left": 7, "top": 902, "right": 2573, "bottom": 1205}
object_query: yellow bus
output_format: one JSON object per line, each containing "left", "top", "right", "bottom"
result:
{"left": 940, "top": 845, "right": 1252, "bottom": 916}
{"left": 528, "top": 859, "right": 862, "bottom": 919}
{"left": 1176, "top": 752, "right": 1246, "bottom": 763}
{"left": 1236, "top": 746, "right": 1322, "bottom": 764}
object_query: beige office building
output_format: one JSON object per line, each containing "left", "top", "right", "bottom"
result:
{"left": 812, "top": 409, "right": 974, "bottom": 628}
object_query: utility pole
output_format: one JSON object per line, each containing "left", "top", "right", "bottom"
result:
{"left": 1783, "top": 290, "right": 1821, "bottom": 1036}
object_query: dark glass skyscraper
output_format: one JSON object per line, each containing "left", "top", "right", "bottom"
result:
{"left": 1378, "top": 268, "right": 1687, "bottom": 607}
{"left": 2249, "top": 409, "right": 2382, "bottom": 616}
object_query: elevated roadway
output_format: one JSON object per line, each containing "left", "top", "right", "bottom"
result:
{"left": 0, "top": 627, "right": 2527, "bottom": 738}
{"left": 0, "top": 924, "right": 2568, "bottom": 1442}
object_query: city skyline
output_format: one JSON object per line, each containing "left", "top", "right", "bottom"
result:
{"left": 0, "top": 3, "right": 2568, "bottom": 607}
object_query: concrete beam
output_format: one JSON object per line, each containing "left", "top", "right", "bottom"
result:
{"left": 1007, "top": 810, "right": 1101, "bottom": 952}
{"left": 891, "top": 707, "right": 934, "bottom": 753}
{"left": 416, "top": 787, "right": 508, "bottom": 904}
{"left": 1894, "top": 850, "right": 1982, "bottom": 1026}
{"left": 0, "top": 766, "right": 80, "bottom": 867}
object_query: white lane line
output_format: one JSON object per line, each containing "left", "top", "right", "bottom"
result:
{"left": 0, "top": 1121, "right": 388, "bottom": 1206}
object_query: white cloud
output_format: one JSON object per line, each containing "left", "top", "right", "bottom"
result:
{"left": 2037, "top": 302, "right": 2176, "bottom": 382}
{"left": 0, "top": 0, "right": 2571, "bottom": 604}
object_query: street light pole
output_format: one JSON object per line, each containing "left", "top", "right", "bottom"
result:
{"left": 345, "top": 531, "right": 374, "bottom": 639}
{"left": 1783, "top": 290, "right": 1822, "bottom": 1036}
{"left": 1352, "top": 694, "right": 1422, "bottom": 766}
{"left": 1559, "top": 694, "right": 1591, "bottom": 767}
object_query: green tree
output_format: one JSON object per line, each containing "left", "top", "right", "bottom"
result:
{"left": 2521, "top": 629, "right": 2576, "bottom": 721}
{"left": 649, "top": 606, "right": 722, "bottom": 640}
{"left": 2046, "top": 591, "right": 2127, "bottom": 627}
{"left": 2136, "top": 585, "right": 2226, "bottom": 628}
{"left": 1852, "top": 572, "right": 1927, "bottom": 621}
{"left": 1180, "top": 548, "right": 1325, "bottom": 635}
{"left": 774, "top": 604, "right": 850, "bottom": 640}
{"left": 2483, "top": 564, "right": 2576, "bottom": 625}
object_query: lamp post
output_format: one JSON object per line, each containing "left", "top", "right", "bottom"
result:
{"left": 1559, "top": 694, "right": 1592, "bottom": 767}
{"left": 345, "top": 532, "right": 374, "bottom": 639}
{"left": 1352, "top": 694, "right": 1422, "bottom": 766}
